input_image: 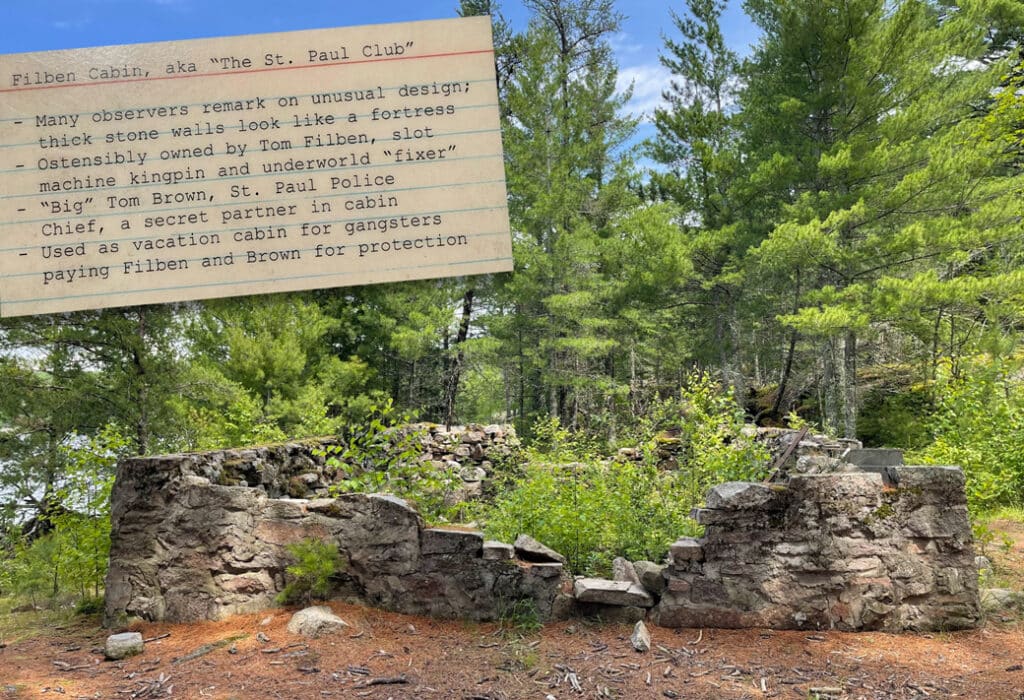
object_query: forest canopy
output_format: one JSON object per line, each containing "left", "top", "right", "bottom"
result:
{"left": 1, "top": 0, "right": 1022, "bottom": 543}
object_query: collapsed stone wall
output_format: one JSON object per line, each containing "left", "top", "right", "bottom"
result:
{"left": 651, "top": 467, "right": 980, "bottom": 631}
{"left": 104, "top": 427, "right": 980, "bottom": 631}
{"left": 103, "top": 428, "right": 568, "bottom": 625}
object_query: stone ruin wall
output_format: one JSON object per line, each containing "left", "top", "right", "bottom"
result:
{"left": 104, "top": 425, "right": 981, "bottom": 631}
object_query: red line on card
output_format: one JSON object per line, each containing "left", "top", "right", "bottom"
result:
{"left": 0, "top": 48, "right": 494, "bottom": 94}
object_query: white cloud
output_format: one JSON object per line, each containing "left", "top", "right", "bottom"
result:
{"left": 617, "top": 63, "right": 672, "bottom": 121}
{"left": 52, "top": 18, "right": 92, "bottom": 30}
{"left": 609, "top": 31, "right": 645, "bottom": 56}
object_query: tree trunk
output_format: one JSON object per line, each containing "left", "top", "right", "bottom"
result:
{"left": 822, "top": 338, "right": 840, "bottom": 436}
{"left": 772, "top": 329, "right": 799, "bottom": 420}
{"left": 772, "top": 270, "right": 802, "bottom": 421}
{"left": 442, "top": 289, "right": 474, "bottom": 428}
{"left": 132, "top": 309, "right": 150, "bottom": 455}
{"left": 842, "top": 329, "right": 857, "bottom": 439}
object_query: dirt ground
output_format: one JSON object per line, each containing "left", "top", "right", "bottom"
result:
{"left": 2, "top": 523, "right": 1023, "bottom": 700}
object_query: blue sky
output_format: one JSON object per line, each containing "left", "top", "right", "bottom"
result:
{"left": 0, "top": 0, "right": 759, "bottom": 156}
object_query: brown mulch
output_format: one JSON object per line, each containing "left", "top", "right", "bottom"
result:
{"left": 2, "top": 603, "right": 1022, "bottom": 700}
{"left": 3, "top": 522, "right": 1023, "bottom": 700}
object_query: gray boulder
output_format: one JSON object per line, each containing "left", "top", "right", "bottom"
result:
{"left": 287, "top": 606, "right": 349, "bottom": 638}
{"left": 633, "top": 561, "right": 667, "bottom": 595}
{"left": 612, "top": 557, "right": 640, "bottom": 584}
{"left": 105, "top": 632, "right": 144, "bottom": 660}
{"left": 980, "top": 588, "right": 1024, "bottom": 614}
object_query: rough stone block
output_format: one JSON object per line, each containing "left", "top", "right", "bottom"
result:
{"left": 612, "top": 557, "right": 640, "bottom": 584}
{"left": 631, "top": 620, "right": 652, "bottom": 652}
{"left": 214, "top": 571, "right": 274, "bottom": 594}
{"left": 670, "top": 537, "right": 704, "bottom": 563}
{"left": 483, "top": 541, "right": 514, "bottom": 560}
{"left": 842, "top": 448, "right": 904, "bottom": 467}
{"left": 421, "top": 528, "right": 484, "bottom": 556}
{"left": 665, "top": 576, "right": 692, "bottom": 594}
{"left": 902, "top": 505, "right": 968, "bottom": 539}
{"left": 460, "top": 466, "right": 487, "bottom": 482}
{"left": 525, "top": 562, "right": 564, "bottom": 579}
{"left": 789, "top": 472, "right": 884, "bottom": 501}
{"left": 894, "top": 466, "right": 967, "bottom": 504}
{"left": 692, "top": 508, "right": 728, "bottom": 525}
{"left": 633, "top": 561, "right": 667, "bottom": 595}
{"left": 514, "top": 534, "right": 567, "bottom": 565}
{"left": 462, "top": 430, "right": 485, "bottom": 444}
{"left": 705, "top": 482, "right": 777, "bottom": 510}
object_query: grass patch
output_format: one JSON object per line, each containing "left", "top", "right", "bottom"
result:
{"left": 0, "top": 596, "right": 81, "bottom": 645}
{"left": 980, "top": 505, "right": 1024, "bottom": 524}
{"left": 972, "top": 510, "right": 1024, "bottom": 593}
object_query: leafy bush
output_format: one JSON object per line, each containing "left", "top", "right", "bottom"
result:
{"left": 318, "top": 400, "right": 459, "bottom": 522}
{"left": 75, "top": 595, "right": 105, "bottom": 616}
{"left": 622, "top": 372, "right": 768, "bottom": 481}
{"left": 481, "top": 376, "right": 768, "bottom": 575}
{"left": 483, "top": 456, "right": 699, "bottom": 574}
{"left": 911, "top": 358, "right": 1024, "bottom": 511}
{"left": 277, "top": 538, "right": 344, "bottom": 605}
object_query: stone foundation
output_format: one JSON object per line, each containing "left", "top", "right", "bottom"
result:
{"left": 104, "top": 431, "right": 980, "bottom": 631}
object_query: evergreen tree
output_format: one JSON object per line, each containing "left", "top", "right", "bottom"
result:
{"left": 647, "top": 0, "right": 749, "bottom": 399}
{"left": 487, "top": 0, "right": 639, "bottom": 433}
{"left": 741, "top": 0, "right": 1024, "bottom": 436}
{"left": 0, "top": 306, "right": 184, "bottom": 528}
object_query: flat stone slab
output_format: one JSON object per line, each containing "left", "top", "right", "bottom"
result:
{"left": 842, "top": 448, "right": 904, "bottom": 467}
{"left": 574, "top": 578, "right": 654, "bottom": 608}
{"left": 105, "top": 632, "right": 143, "bottom": 660}
{"left": 514, "top": 534, "right": 567, "bottom": 565}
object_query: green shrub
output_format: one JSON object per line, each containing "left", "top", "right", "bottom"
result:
{"left": 317, "top": 400, "right": 459, "bottom": 522}
{"left": 857, "top": 376, "right": 934, "bottom": 450}
{"left": 497, "top": 597, "right": 542, "bottom": 634}
{"left": 483, "top": 456, "right": 702, "bottom": 574}
{"left": 75, "top": 595, "right": 105, "bottom": 616}
{"left": 624, "top": 372, "right": 769, "bottom": 485}
{"left": 276, "top": 538, "right": 344, "bottom": 605}
{"left": 910, "top": 358, "right": 1024, "bottom": 511}
{"left": 480, "top": 376, "right": 768, "bottom": 575}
